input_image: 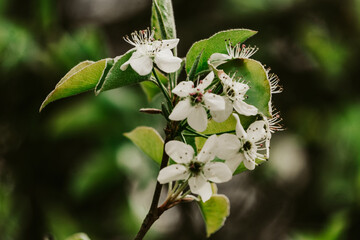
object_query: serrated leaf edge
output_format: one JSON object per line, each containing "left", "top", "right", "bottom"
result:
{"left": 185, "top": 28, "right": 258, "bottom": 73}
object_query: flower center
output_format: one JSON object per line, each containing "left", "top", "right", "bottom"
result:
{"left": 226, "top": 87, "right": 236, "bottom": 98}
{"left": 189, "top": 161, "right": 202, "bottom": 175}
{"left": 189, "top": 92, "right": 203, "bottom": 105}
{"left": 243, "top": 141, "right": 252, "bottom": 151}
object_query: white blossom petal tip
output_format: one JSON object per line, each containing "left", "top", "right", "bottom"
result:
{"left": 165, "top": 140, "right": 194, "bottom": 164}
{"left": 154, "top": 49, "right": 182, "bottom": 73}
{"left": 158, "top": 164, "right": 190, "bottom": 184}
{"left": 187, "top": 105, "right": 208, "bottom": 132}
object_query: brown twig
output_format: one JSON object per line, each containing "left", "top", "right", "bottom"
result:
{"left": 134, "top": 123, "right": 179, "bottom": 240}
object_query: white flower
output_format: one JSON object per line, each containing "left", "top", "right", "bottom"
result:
{"left": 120, "top": 29, "right": 182, "bottom": 76}
{"left": 216, "top": 114, "right": 268, "bottom": 172}
{"left": 169, "top": 72, "right": 225, "bottom": 132}
{"left": 157, "top": 135, "right": 232, "bottom": 202}
{"left": 209, "top": 41, "right": 258, "bottom": 67}
{"left": 210, "top": 71, "right": 258, "bottom": 122}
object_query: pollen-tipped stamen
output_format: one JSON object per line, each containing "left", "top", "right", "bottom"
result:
{"left": 225, "top": 42, "right": 259, "bottom": 59}
{"left": 268, "top": 111, "right": 284, "bottom": 133}
{"left": 268, "top": 73, "right": 283, "bottom": 94}
{"left": 123, "top": 28, "right": 155, "bottom": 47}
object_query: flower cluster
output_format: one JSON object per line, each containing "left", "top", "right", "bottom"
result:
{"left": 120, "top": 29, "right": 283, "bottom": 203}
{"left": 157, "top": 113, "right": 272, "bottom": 201}
{"left": 169, "top": 69, "right": 258, "bottom": 132}
{"left": 42, "top": 3, "right": 286, "bottom": 235}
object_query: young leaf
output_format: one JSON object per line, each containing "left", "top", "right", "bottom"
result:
{"left": 124, "top": 126, "right": 164, "bottom": 165}
{"left": 95, "top": 50, "right": 151, "bottom": 94}
{"left": 218, "top": 58, "right": 272, "bottom": 117}
{"left": 40, "top": 59, "right": 111, "bottom": 111}
{"left": 198, "top": 194, "right": 230, "bottom": 237}
{"left": 140, "top": 81, "right": 160, "bottom": 102}
{"left": 151, "top": 0, "right": 177, "bottom": 40}
{"left": 185, "top": 29, "right": 257, "bottom": 75}
{"left": 187, "top": 50, "right": 203, "bottom": 81}
{"left": 140, "top": 68, "right": 168, "bottom": 101}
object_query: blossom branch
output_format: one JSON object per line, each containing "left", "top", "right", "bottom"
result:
{"left": 134, "top": 122, "right": 179, "bottom": 240}
{"left": 134, "top": 137, "right": 170, "bottom": 240}
{"left": 152, "top": 69, "right": 172, "bottom": 108}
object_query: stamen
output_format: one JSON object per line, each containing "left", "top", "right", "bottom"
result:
{"left": 122, "top": 28, "right": 157, "bottom": 52}
{"left": 268, "top": 73, "right": 283, "bottom": 94}
{"left": 225, "top": 42, "right": 259, "bottom": 59}
{"left": 266, "top": 110, "right": 284, "bottom": 133}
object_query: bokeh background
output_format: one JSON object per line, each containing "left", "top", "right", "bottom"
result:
{"left": 1, "top": 0, "right": 360, "bottom": 239}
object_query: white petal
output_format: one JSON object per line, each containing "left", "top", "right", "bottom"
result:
{"left": 243, "top": 154, "right": 256, "bottom": 170}
{"left": 209, "top": 53, "right": 230, "bottom": 67}
{"left": 247, "top": 120, "right": 266, "bottom": 142}
{"left": 153, "top": 39, "right": 179, "bottom": 50}
{"left": 233, "top": 113, "right": 247, "bottom": 139}
{"left": 189, "top": 175, "right": 212, "bottom": 202}
{"left": 127, "top": 52, "right": 153, "bottom": 76}
{"left": 169, "top": 98, "right": 193, "bottom": 121}
{"left": 154, "top": 49, "right": 182, "bottom": 73}
{"left": 225, "top": 153, "right": 245, "bottom": 173}
{"left": 233, "top": 99, "right": 258, "bottom": 116}
{"left": 120, "top": 60, "right": 130, "bottom": 71}
{"left": 157, "top": 164, "right": 190, "bottom": 184}
{"left": 265, "top": 132, "right": 271, "bottom": 159}
{"left": 233, "top": 82, "right": 249, "bottom": 95}
{"left": 217, "top": 71, "right": 232, "bottom": 85}
{"left": 187, "top": 105, "right": 208, "bottom": 132}
{"left": 211, "top": 97, "right": 233, "bottom": 122}
{"left": 203, "top": 162, "right": 232, "bottom": 183}
{"left": 203, "top": 93, "right": 225, "bottom": 111}
{"left": 172, "top": 81, "right": 194, "bottom": 97}
{"left": 197, "top": 72, "right": 214, "bottom": 91}
{"left": 120, "top": 50, "right": 142, "bottom": 71}
{"left": 197, "top": 135, "right": 217, "bottom": 163}
{"left": 165, "top": 140, "right": 194, "bottom": 164}
{"left": 216, "top": 134, "right": 241, "bottom": 159}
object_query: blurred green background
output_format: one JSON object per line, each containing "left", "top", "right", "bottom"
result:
{"left": 1, "top": 0, "right": 360, "bottom": 239}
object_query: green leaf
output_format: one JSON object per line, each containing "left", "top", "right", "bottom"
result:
{"left": 218, "top": 58, "right": 272, "bottom": 117}
{"left": 40, "top": 59, "right": 111, "bottom": 111}
{"left": 151, "top": 0, "right": 177, "bottom": 40}
{"left": 96, "top": 50, "right": 151, "bottom": 94}
{"left": 140, "top": 68, "right": 168, "bottom": 101}
{"left": 124, "top": 127, "right": 164, "bottom": 165}
{"left": 65, "top": 233, "right": 91, "bottom": 240}
{"left": 187, "top": 50, "right": 203, "bottom": 81}
{"left": 140, "top": 81, "right": 159, "bottom": 102}
{"left": 185, "top": 29, "right": 257, "bottom": 75}
{"left": 199, "top": 194, "right": 230, "bottom": 237}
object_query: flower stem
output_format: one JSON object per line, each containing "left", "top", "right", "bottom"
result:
{"left": 185, "top": 127, "right": 209, "bottom": 138}
{"left": 134, "top": 140, "right": 169, "bottom": 240}
{"left": 169, "top": 181, "right": 189, "bottom": 201}
{"left": 134, "top": 122, "right": 179, "bottom": 240}
{"left": 152, "top": 69, "right": 172, "bottom": 109}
